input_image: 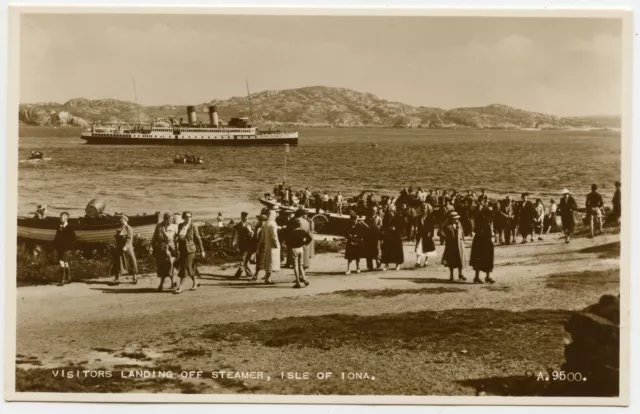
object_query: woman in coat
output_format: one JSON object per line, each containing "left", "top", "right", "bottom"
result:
{"left": 110, "top": 214, "right": 138, "bottom": 286}
{"left": 414, "top": 205, "right": 436, "bottom": 268}
{"left": 381, "top": 209, "right": 405, "bottom": 271}
{"left": 259, "top": 209, "right": 281, "bottom": 284}
{"left": 344, "top": 212, "right": 368, "bottom": 274}
{"left": 441, "top": 211, "right": 467, "bottom": 282}
{"left": 469, "top": 208, "right": 495, "bottom": 284}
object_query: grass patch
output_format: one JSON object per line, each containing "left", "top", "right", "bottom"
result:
{"left": 92, "top": 347, "right": 115, "bottom": 353}
{"left": 201, "top": 309, "right": 572, "bottom": 356}
{"left": 579, "top": 241, "right": 620, "bottom": 259}
{"left": 325, "top": 287, "right": 465, "bottom": 298}
{"left": 15, "top": 366, "right": 175, "bottom": 393}
{"left": 545, "top": 269, "right": 619, "bottom": 291}
{"left": 314, "top": 238, "right": 345, "bottom": 254}
{"left": 483, "top": 285, "right": 512, "bottom": 292}
{"left": 118, "top": 352, "right": 151, "bottom": 361}
{"left": 177, "top": 349, "right": 211, "bottom": 358}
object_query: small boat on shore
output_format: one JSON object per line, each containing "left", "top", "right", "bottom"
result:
{"left": 17, "top": 199, "right": 160, "bottom": 244}
{"left": 259, "top": 197, "right": 364, "bottom": 236}
{"left": 17, "top": 213, "right": 160, "bottom": 244}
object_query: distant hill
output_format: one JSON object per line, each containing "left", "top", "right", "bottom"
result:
{"left": 18, "top": 86, "right": 621, "bottom": 130}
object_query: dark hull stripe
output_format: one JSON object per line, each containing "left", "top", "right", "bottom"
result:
{"left": 82, "top": 137, "right": 298, "bottom": 146}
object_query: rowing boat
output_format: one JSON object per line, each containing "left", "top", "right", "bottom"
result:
{"left": 17, "top": 213, "right": 160, "bottom": 244}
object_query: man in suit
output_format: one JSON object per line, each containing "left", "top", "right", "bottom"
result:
{"left": 233, "top": 211, "right": 254, "bottom": 278}
{"left": 499, "top": 196, "right": 514, "bottom": 245}
{"left": 174, "top": 211, "right": 205, "bottom": 294}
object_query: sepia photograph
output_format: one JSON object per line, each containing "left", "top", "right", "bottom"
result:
{"left": 4, "top": 6, "right": 632, "bottom": 405}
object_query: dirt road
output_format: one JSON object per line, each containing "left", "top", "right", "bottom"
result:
{"left": 14, "top": 232, "right": 621, "bottom": 395}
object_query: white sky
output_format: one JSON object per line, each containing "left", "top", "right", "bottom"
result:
{"left": 20, "top": 14, "right": 623, "bottom": 116}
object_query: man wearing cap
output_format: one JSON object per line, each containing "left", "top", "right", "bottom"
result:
{"left": 585, "top": 184, "right": 604, "bottom": 237}
{"left": 233, "top": 212, "right": 254, "bottom": 278}
{"left": 174, "top": 211, "right": 205, "bottom": 294}
{"left": 151, "top": 212, "right": 178, "bottom": 291}
{"left": 286, "top": 209, "right": 313, "bottom": 287}
{"left": 558, "top": 189, "right": 578, "bottom": 243}
{"left": 365, "top": 207, "right": 383, "bottom": 271}
{"left": 34, "top": 204, "right": 47, "bottom": 219}
{"left": 518, "top": 193, "right": 535, "bottom": 243}
{"left": 250, "top": 211, "right": 268, "bottom": 281}
{"left": 52, "top": 212, "right": 76, "bottom": 286}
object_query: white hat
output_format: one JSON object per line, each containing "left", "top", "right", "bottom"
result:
{"left": 561, "top": 188, "right": 570, "bottom": 195}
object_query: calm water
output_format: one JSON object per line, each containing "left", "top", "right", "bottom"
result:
{"left": 18, "top": 128, "right": 621, "bottom": 220}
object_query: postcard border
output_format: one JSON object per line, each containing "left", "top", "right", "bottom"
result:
{"left": 4, "top": 5, "right": 633, "bottom": 406}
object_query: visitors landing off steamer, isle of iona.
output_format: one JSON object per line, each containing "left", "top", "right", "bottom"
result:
{"left": 46, "top": 181, "right": 619, "bottom": 290}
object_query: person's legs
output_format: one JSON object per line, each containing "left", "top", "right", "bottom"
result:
{"left": 243, "top": 251, "right": 252, "bottom": 276}
{"left": 590, "top": 214, "right": 595, "bottom": 238}
{"left": 64, "top": 262, "right": 71, "bottom": 284}
{"left": 485, "top": 272, "right": 495, "bottom": 283}
{"left": 355, "top": 258, "right": 361, "bottom": 273}
{"left": 346, "top": 259, "right": 352, "bottom": 275}
{"left": 473, "top": 269, "right": 483, "bottom": 283}
{"left": 57, "top": 260, "right": 66, "bottom": 286}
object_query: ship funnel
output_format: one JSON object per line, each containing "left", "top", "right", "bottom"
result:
{"left": 209, "top": 105, "right": 219, "bottom": 127}
{"left": 187, "top": 106, "right": 197, "bottom": 126}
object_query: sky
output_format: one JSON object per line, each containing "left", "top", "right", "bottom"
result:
{"left": 19, "top": 14, "right": 623, "bottom": 116}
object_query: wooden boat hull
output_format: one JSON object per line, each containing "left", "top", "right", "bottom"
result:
{"left": 17, "top": 213, "right": 160, "bottom": 244}
{"left": 259, "top": 198, "right": 354, "bottom": 236}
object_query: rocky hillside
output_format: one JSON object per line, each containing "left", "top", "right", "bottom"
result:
{"left": 19, "top": 86, "right": 620, "bottom": 130}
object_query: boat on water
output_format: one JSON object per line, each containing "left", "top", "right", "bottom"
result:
{"left": 17, "top": 199, "right": 159, "bottom": 244}
{"left": 81, "top": 106, "right": 298, "bottom": 146}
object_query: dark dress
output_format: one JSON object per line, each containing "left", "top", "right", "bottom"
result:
{"left": 441, "top": 223, "right": 466, "bottom": 269}
{"left": 345, "top": 221, "right": 368, "bottom": 260}
{"left": 53, "top": 224, "right": 76, "bottom": 262}
{"left": 364, "top": 215, "right": 382, "bottom": 260}
{"left": 381, "top": 213, "right": 404, "bottom": 265}
{"left": 470, "top": 221, "right": 494, "bottom": 273}
{"left": 111, "top": 225, "right": 138, "bottom": 276}
{"left": 613, "top": 189, "right": 621, "bottom": 220}
{"left": 518, "top": 200, "right": 535, "bottom": 236}
{"left": 558, "top": 196, "right": 578, "bottom": 233}
{"left": 416, "top": 214, "right": 436, "bottom": 253}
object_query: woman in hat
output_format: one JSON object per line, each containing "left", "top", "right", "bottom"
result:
{"left": 110, "top": 214, "right": 138, "bottom": 286}
{"left": 174, "top": 211, "right": 205, "bottom": 294}
{"left": 151, "top": 212, "right": 178, "bottom": 291}
{"left": 414, "top": 204, "right": 436, "bottom": 268}
{"left": 441, "top": 211, "right": 467, "bottom": 281}
{"left": 558, "top": 189, "right": 578, "bottom": 243}
{"left": 259, "top": 209, "right": 281, "bottom": 284}
{"left": 469, "top": 208, "right": 495, "bottom": 284}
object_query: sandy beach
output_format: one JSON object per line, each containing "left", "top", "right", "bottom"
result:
{"left": 15, "top": 231, "right": 620, "bottom": 395}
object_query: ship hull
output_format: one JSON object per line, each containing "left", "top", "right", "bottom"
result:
{"left": 81, "top": 137, "right": 298, "bottom": 146}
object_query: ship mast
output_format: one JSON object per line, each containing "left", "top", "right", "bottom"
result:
{"left": 131, "top": 75, "right": 142, "bottom": 126}
{"left": 245, "top": 76, "right": 253, "bottom": 125}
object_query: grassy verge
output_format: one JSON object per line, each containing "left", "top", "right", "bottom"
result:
{"left": 17, "top": 226, "right": 346, "bottom": 286}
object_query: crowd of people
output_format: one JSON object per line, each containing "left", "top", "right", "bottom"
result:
{"left": 46, "top": 180, "right": 621, "bottom": 289}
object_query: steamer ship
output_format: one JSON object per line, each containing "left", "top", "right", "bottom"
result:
{"left": 80, "top": 105, "right": 298, "bottom": 146}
